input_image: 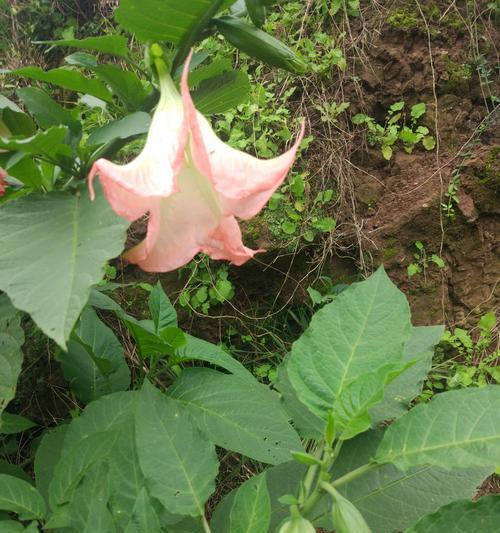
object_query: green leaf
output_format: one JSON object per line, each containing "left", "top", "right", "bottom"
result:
{"left": 333, "top": 361, "right": 415, "bottom": 440}
{"left": 0, "top": 96, "right": 36, "bottom": 137}
{"left": 36, "top": 35, "right": 129, "bottom": 58}
{"left": 0, "top": 413, "right": 36, "bottom": 435}
{"left": 8, "top": 67, "right": 112, "bottom": 102}
{"left": 191, "top": 70, "right": 250, "bottom": 115}
{"left": 0, "top": 126, "right": 69, "bottom": 160}
{"left": 115, "top": 0, "right": 229, "bottom": 44}
{"left": 0, "top": 475, "right": 46, "bottom": 520}
{"left": 92, "top": 65, "right": 149, "bottom": 111}
{"left": 281, "top": 221, "right": 297, "bottom": 234}
{"left": 352, "top": 113, "right": 369, "bottom": 124}
{"left": 49, "top": 431, "right": 117, "bottom": 509}
{"left": 286, "top": 267, "right": 411, "bottom": 420}
{"left": 381, "top": 145, "right": 393, "bottom": 160}
{"left": 58, "top": 307, "right": 131, "bottom": 403}
{"left": 3, "top": 156, "right": 45, "bottom": 189}
{"left": 322, "top": 429, "right": 491, "bottom": 532}
{"left": 123, "top": 487, "right": 162, "bottom": 533}
{"left": 229, "top": 472, "right": 271, "bottom": 533}
{"left": 34, "top": 425, "right": 68, "bottom": 504}
{"left": 16, "top": 88, "right": 80, "bottom": 134}
{"left": 422, "top": 136, "right": 436, "bottom": 150}
{"left": 405, "top": 495, "right": 500, "bottom": 532}
{"left": 410, "top": 102, "right": 426, "bottom": 119}
{"left": 0, "top": 296, "right": 24, "bottom": 432}
{"left": 168, "top": 368, "right": 302, "bottom": 464}
{"left": 0, "top": 187, "right": 129, "bottom": 349}
{"left": 135, "top": 381, "right": 218, "bottom": 516}
{"left": 375, "top": 386, "right": 500, "bottom": 470}
{"left": 330, "top": 487, "right": 371, "bottom": 533}
{"left": 65, "top": 52, "right": 98, "bottom": 68}
{"left": 87, "top": 112, "right": 151, "bottom": 147}
{"left": 370, "top": 325, "right": 444, "bottom": 422}
{"left": 176, "top": 335, "right": 255, "bottom": 382}
{"left": 148, "top": 281, "right": 177, "bottom": 332}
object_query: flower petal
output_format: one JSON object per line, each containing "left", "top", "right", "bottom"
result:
{"left": 181, "top": 53, "right": 305, "bottom": 220}
{"left": 0, "top": 168, "right": 6, "bottom": 196}
{"left": 124, "top": 165, "right": 256, "bottom": 272}
{"left": 89, "top": 74, "right": 187, "bottom": 221}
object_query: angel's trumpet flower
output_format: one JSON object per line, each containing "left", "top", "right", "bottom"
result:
{"left": 89, "top": 50, "right": 304, "bottom": 272}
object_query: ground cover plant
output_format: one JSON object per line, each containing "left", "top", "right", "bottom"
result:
{"left": 0, "top": 0, "right": 499, "bottom": 532}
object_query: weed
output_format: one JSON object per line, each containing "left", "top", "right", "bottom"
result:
{"left": 407, "top": 241, "right": 445, "bottom": 278}
{"left": 352, "top": 101, "right": 436, "bottom": 160}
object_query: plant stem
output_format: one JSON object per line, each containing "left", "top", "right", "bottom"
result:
{"left": 331, "top": 462, "right": 379, "bottom": 489}
{"left": 202, "top": 515, "right": 212, "bottom": 533}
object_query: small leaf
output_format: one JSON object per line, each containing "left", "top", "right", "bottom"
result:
{"left": 36, "top": 35, "right": 129, "bottom": 58}
{"left": 330, "top": 486, "right": 371, "bottom": 533}
{"left": 87, "top": 112, "right": 151, "bottom": 147}
{"left": 381, "top": 145, "right": 393, "bottom": 160}
{"left": 291, "top": 451, "right": 322, "bottom": 466}
{"left": 411, "top": 102, "right": 426, "bottom": 119}
{"left": 422, "top": 136, "right": 436, "bottom": 150}
{"left": 0, "top": 413, "right": 36, "bottom": 435}
{"left": 430, "top": 255, "right": 445, "bottom": 268}
{"left": 229, "top": 472, "right": 271, "bottom": 533}
{"left": 148, "top": 281, "right": 177, "bottom": 332}
{"left": 281, "top": 221, "right": 297, "bottom": 234}
{"left": 0, "top": 475, "right": 46, "bottom": 520}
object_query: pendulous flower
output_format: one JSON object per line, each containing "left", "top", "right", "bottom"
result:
{"left": 89, "top": 51, "right": 304, "bottom": 272}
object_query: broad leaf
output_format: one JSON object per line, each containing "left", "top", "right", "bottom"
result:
{"left": 124, "top": 488, "right": 162, "bottom": 533}
{"left": 34, "top": 425, "right": 69, "bottom": 503}
{"left": 148, "top": 281, "right": 177, "bottom": 331}
{"left": 115, "top": 0, "right": 231, "bottom": 43}
{"left": 37, "top": 35, "right": 129, "bottom": 57}
{"left": 0, "top": 126, "right": 69, "bottom": 160}
{"left": 286, "top": 268, "right": 411, "bottom": 419}
{"left": 0, "top": 474, "right": 46, "bottom": 520}
{"left": 229, "top": 472, "right": 271, "bottom": 533}
{"left": 17, "top": 88, "right": 80, "bottom": 134}
{"left": 176, "top": 335, "right": 255, "bottom": 382}
{"left": 370, "top": 325, "right": 444, "bottom": 422}
{"left": 191, "top": 70, "right": 250, "bottom": 115}
{"left": 58, "top": 307, "right": 130, "bottom": 403}
{"left": 375, "top": 386, "right": 500, "bottom": 470}
{"left": 135, "top": 382, "right": 218, "bottom": 516}
{"left": 0, "top": 188, "right": 129, "bottom": 348}
{"left": 0, "top": 413, "right": 36, "bottom": 435}
{"left": 93, "top": 65, "right": 149, "bottom": 110}
{"left": 0, "top": 296, "right": 24, "bottom": 431}
{"left": 168, "top": 368, "right": 302, "bottom": 464}
{"left": 8, "top": 67, "right": 112, "bottom": 102}
{"left": 87, "top": 112, "right": 151, "bottom": 147}
{"left": 0, "top": 96, "right": 36, "bottom": 137}
{"left": 405, "top": 495, "right": 500, "bottom": 532}
{"left": 2, "top": 155, "right": 45, "bottom": 189}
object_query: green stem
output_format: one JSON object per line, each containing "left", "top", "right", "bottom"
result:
{"left": 202, "top": 515, "right": 212, "bottom": 533}
{"left": 331, "top": 462, "right": 379, "bottom": 489}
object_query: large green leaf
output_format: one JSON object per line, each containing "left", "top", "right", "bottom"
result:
{"left": 0, "top": 96, "right": 36, "bottom": 137}
{"left": 191, "top": 70, "right": 251, "bottom": 115}
{"left": 286, "top": 268, "right": 411, "bottom": 419}
{"left": 229, "top": 472, "right": 271, "bottom": 533}
{"left": 375, "top": 386, "right": 500, "bottom": 470}
{"left": 58, "top": 307, "right": 130, "bottom": 403}
{"left": 115, "top": 0, "right": 232, "bottom": 43}
{"left": 87, "top": 112, "right": 151, "bottom": 147}
{"left": 168, "top": 368, "right": 302, "bottom": 464}
{"left": 36, "top": 35, "right": 129, "bottom": 58}
{"left": 0, "top": 295, "right": 24, "bottom": 432}
{"left": 0, "top": 188, "right": 129, "bottom": 349}
{"left": 135, "top": 382, "right": 218, "bottom": 516}
{"left": 8, "top": 67, "right": 112, "bottom": 102}
{"left": 0, "top": 126, "right": 70, "bottom": 160}
{"left": 0, "top": 475, "right": 46, "bottom": 520}
{"left": 123, "top": 487, "right": 162, "bottom": 533}
{"left": 176, "top": 335, "right": 255, "bottom": 382}
{"left": 16, "top": 88, "right": 81, "bottom": 143}
{"left": 405, "top": 495, "right": 500, "bottom": 532}
{"left": 370, "top": 325, "right": 444, "bottom": 422}
{"left": 93, "top": 65, "right": 149, "bottom": 110}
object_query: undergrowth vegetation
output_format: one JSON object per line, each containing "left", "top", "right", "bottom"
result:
{"left": 0, "top": 0, "right": 499, "bottom": 531}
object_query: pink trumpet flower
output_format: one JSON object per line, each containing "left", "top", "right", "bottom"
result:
{"left": 0, "top": 168, "right": 7, "bottom": 197}
{"left": 89, "top": 52, "right": 304, "bottom": 272}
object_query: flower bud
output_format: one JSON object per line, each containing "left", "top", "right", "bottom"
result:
{"left": 332, "top": 491, "right": 372, "bottom": 533}
{"left": 279, "top": 516, "right": 316, "bottom": 533}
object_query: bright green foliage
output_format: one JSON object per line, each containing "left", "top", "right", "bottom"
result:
{"left": 376, "top": 386, "right": 500, "bottom": 469}
{"left": 287, "top": 267, "right": 411, "bottom": 420}
{"left": 407, "top": 241, "right": 445, "bottom": 278}
{"left": 229, "top": 472, "right": 271, "bottom": 533}
{"left": 168, "top": 368, "right": 303, "bottom": 464}
{"left": 87, "top": 112, "right": 151, "bottom": 147}
{"left": 0, "top": 189, "right": 129, "bottom": 348}
{"left": 405, "top": 495, "right": 500, "bottom": 532}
